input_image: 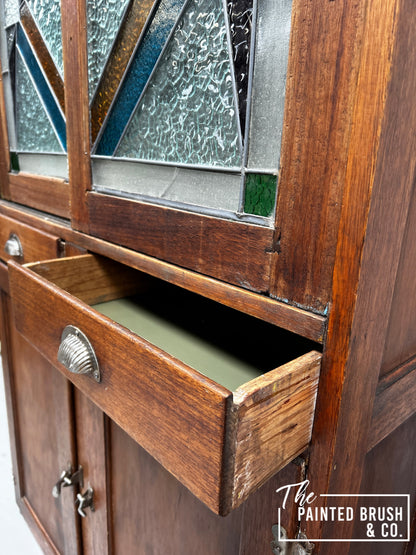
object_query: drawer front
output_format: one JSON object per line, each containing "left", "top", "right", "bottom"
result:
{"left": 8, "top": 256, "right": 230, "bottom": 513}
{"left": 0, "top": 214, "right": 60, "bottom": 263}
{"left": 8, "top": 255, "right": 321, "bottom": 515}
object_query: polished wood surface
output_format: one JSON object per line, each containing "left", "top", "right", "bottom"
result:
{"left": 61, "top": 0, "right": 91, "bottom": 232}
{"left": 308, "top": 0, "right": 416, "bottom": 550}
{"left": 0, "top": 213, "right": 60, "bottom": 264}
{"left": 0, "top": 201, "right": 325, "bottom": 342}
{"left": 8, "top": 173, "right": 70, "bottom": 219}
{"left": 271, "top": 0, "right": 366, "bottom": 313}
{"left": 88, "top": 192, "right": 274, "bottom": 293}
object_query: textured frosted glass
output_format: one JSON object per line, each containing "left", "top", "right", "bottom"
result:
{"left": 26, "top": 0, "right": 63, "bottom": 75}
{"left": 247, "top": 0, "right": 292, "bottom": 170}
{"left": 16, "top": 24, "right": 66, "bottom": 148}
{"left": 116, "top": 0, "right": 241, "bottom": 168}
{"left": 90, "top": 0, "right": 155, "bottom": 142}
{"left": 4, "top": 0, "right": 19, "bottom": 26}
{"left": 96, "top": 0, "right": 186, "bottom": 155}
{"left": 93, "top": 158, "right": 241, "bottom": 211}
{"left": 15, "top": 51, "right": 62, "bottom": 152}
{"left": 87, "top": 0, "right": 130, "bottom": 100}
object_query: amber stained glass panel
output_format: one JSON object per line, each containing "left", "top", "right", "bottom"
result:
{"left": 90, "top": 0, "right": 156, "bottom": 143}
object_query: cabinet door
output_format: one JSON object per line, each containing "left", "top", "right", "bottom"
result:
{"left": 1, "top": 287, "right": 80, "bottom": 554}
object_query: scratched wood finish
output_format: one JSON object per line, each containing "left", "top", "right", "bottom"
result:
{"left": 88, "top": 192, "right": 273, "bottom": 293}
{"left": 8, "top": 255, "right": 321, "bottom": 515}
{"left": 0, "top": 201, "right": 325, "bottom": 342}
{"left": 61, "top": 0, "right": 91, "bottom": 232}
{"left": 226, "top": 351, "right": 321, "bottom": 512}
{"left": 308, "top": 0, "right": 416, "bottom": 549}
{"left": 0, "top": 213, "right": 60, "bottom": 264}
{"left": 8, "top": 173, "right": 70, "bottom": 219}
{"left": 270, "top": 0, "right": 366, "bottom": 312}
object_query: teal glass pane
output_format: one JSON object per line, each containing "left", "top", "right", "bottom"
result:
{"left": 87, "top": 0, "right": 130, "bottom": 101}
{"left": 116, "top": 0, "right": 241, "bottom": 168}
{"left": 243, "top": 174, "right": 277, "bottom": 217}
{"left": 26, "top": 0, "right": 63, "bottom": 75}
{"left": 15, "top": 51, "right": 62, "bottom": 152}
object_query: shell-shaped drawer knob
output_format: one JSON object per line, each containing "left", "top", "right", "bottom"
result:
{"left": 4, "top": 233, "right": 23, "bottom": 258}
{"left": 57, "top": 326, "right": 101, "bottom": 382}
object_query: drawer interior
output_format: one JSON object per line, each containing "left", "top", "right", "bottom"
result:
{"left": 92, "top": 286, "right": 319, "bottom": 392}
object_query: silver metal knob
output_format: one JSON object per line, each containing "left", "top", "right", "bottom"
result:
{"left": 4, "top": 233, "right": 23, "bottom": 258}
{"left": 57, "top": 326, "right": 100, "bottom": 382}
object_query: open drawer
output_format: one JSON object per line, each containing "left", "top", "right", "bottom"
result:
{"left": 8, "top": 254, "right": 321, "bottom": 515}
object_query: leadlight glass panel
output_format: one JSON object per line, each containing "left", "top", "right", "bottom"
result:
{"left": 15, "top": 49, "right": 62, "bottom": 152}
{"left": 90, "top": 0, "right": 293, "bottom": 222}
{"left": 87, "top": 0, "right": 130, "bottom": 100}
{"left": 26, "top": 0, "right": 63, "bottom": 76}
{"left": 0, "top": 0, "right": 67, "bottom": 176}
{"left": 115, "top": 0, "right": 241, "bottom": 168}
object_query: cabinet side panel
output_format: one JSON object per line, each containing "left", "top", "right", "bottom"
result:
{"left": 350, "top": 413, "right": 416, "bottom": 555}
{"left": 380, "top": 183, "right": 416, "bottom": 376}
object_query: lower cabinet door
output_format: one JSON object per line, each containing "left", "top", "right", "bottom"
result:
{"left": 1, "top": 290, "right": 81, "bottom": 554}
{"left": 73, "top": 389, "right": 303, "bottom": 555}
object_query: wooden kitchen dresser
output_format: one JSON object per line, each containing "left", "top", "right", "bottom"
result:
{"left": 0, "top": 0, "right": 415, "bottom": 553}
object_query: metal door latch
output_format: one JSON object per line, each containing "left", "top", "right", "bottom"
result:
{"left": 76, "top": 487, "right": 95, "bottom": 517}
{"left": 52, "top": 466, "right": 84, "bottom": 498}
{"left": 271, "top": 525, "right": 314, "bottom": 554}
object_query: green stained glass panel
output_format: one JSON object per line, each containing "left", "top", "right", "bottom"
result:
{"left": 244, "top": 174, "right": 277, "bottom": 217}
{"left": 15, "top": 51, "right": 62, "bottom": 152}
{"left": 116, "top": 0, "right": 241, "bottom": 168}
{"left": 87, "top": 0, "right": 130, "bottom": 101}
{"left": 10, "top": 151, "right": 19, "bottom": 172}
{"left": 26, "top": 0, "right": 63, "bottom": 75}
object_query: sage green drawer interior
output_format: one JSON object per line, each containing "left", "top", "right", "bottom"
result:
{"left": 93, "top": 284, "right": 318, "bottom": 392}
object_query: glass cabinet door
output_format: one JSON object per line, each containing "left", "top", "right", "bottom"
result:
{"left": 0, "top": 0, "right": 67, "bottom": 178}
{"left": 87, "top": 0, "right": 292, "bottom": 222}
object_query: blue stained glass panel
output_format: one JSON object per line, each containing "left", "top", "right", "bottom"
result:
{"left": 95, "top": 0, "right": 186, "bottom": 155}
{"left": 87, "top": 0, "right": 130, "bottom": 101}
{"left": 115, "top": 0, "right": 241, "bottom": 168}
{"left": 16, "top": 25, "right": 66, "bottom": 149}
{"left": 25, "top": 0, "right": 63, "bottom": 75}
{"left": 15, "top": 50, "right": 62, "bottom": 152}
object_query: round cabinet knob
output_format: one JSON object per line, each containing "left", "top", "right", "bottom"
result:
{"left": 4, "top": 233, "right": 23, "bottom": 258}
{"left": 57, "top": 325, "right": 101, "bottom": 382}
